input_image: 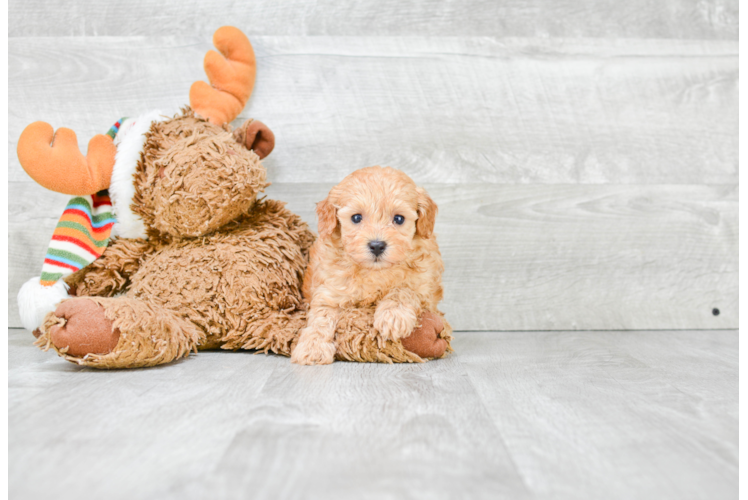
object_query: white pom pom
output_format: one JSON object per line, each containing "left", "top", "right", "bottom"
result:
{"left": 17, "top": 277, "right": 69, "bottom": 331}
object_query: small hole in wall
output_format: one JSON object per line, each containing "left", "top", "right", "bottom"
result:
{"left": 712, "top": 308, "right": 720, "bottom": 316}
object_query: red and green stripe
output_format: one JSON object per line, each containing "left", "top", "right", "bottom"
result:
{"left": 40, "top": 191, "right": 115, "bottom": 286}
{"left": 39, "top": 118, "right": 126, "bottom": 286}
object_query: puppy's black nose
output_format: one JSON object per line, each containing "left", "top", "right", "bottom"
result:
{"left": 368, "top": 240, "right": 387, "bottom": 257}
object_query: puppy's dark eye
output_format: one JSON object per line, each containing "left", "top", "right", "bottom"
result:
{"left": 351, "top": 214, "right": 363, "bottom": 224}
{"left": 394, "top": 215, "right": 405, "bottom": 225}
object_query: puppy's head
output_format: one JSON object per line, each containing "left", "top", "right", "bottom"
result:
{"left": 317, "top": 166, "right": 437, "bottom": 269}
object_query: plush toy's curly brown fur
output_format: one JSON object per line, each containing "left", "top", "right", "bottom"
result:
{"left": 333, "top": 306, "right": 453, "bottom": 363}
{"left": 35, "top": 110, "right": 451, "bottom": 368}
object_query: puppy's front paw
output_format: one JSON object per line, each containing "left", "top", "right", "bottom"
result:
{"left": 291, "top": 328, "right": 336, "bottom": 365}
{"left": 374, "top": 305, "right": 418, "bottom": 345}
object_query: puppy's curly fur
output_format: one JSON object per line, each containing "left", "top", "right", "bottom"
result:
{"left": 292, "top": 166, "right": 448, "bottom": 365}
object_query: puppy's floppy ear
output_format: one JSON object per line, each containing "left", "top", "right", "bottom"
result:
{"left": 316, "top": 198, "right": 338, "bottom": 239}
{"left": 416, "top": 187, "right": 438, "bottom": 238}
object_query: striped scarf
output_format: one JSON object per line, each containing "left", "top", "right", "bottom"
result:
{"left": 39, "top": 118, "right": 126, "bottom": 287}
{"left": 40, "top": 193, "right": 117, "bottom": 286}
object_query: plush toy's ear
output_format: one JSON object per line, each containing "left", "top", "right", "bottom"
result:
{"left": 17, "top": 121, "right": 116, "bottom": 195}
{"left": 316, "top": 198, "right": 338, "bottom": 239}
{"left": 233, "top": 119, "right": 275, "bottom": 159}
{"left": 190, "top": 26, "right": 256, "bottom": 125}
{"left": 415, "top": 187, "right": 438, "bottom": 238}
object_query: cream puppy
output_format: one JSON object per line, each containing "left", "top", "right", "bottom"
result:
{"left": 291, "top": 166, "right": 444, "bottom": 365}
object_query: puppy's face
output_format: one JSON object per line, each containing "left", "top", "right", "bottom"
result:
{"left": 317, "top": 167, "right": 437, "bottom": 269}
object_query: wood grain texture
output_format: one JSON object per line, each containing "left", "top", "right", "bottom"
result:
{"left": 8, "top": 330, "right": 532, "bottom": 500}
{"left": 738, "top": 187, "right": 748, "bottom": 328}
{"left": 459, "top": 330, "right": 738, "bottom": 500}
{"left": 8, "top": 37, "right": 738, "bottom": 184}
{"left": 8, "top": 34, "right": 737, "bottom": 331}
{"left": 8, "top": 328, "right": 738, "bottom": 499}
{"left": 272, "top": 183, "right": 738, "bottom": 331}
{"left": 8, "top": 0, "right": 738, "bottom": 39}
{"left": 739, "top": 416, "right": 748, "bottom": 498}
{"left": 9, "top": 182, "right": 737, "bottom": 330}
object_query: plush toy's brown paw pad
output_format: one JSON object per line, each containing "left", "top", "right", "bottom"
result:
{"left": 401, "top": 311, "right": 448, "bottom": 359}
{"left": 49, "top": 299, "right": 120, "bottom": 357}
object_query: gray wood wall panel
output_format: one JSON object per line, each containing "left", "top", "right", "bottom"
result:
{"left": 272, "top": 183, "right": 738, "bottom": 331}
{"left": 8, "top": 23, "right": 737, "bottom": 331}
{"left": 9, "top": 182, "right": 737, "bottom": 331}
{"left": 8, "top": 0, "right": 738, "bottom": 39}
{"left": 738, "top": 182, "right": 748, "bottom": 328}
{"left": 9, "top": 37, "right": 738, "bottom": 184}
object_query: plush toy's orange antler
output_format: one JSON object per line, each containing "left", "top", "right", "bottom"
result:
{"left": 17, "top": 122, "right": 117, "bottom": 195}
{"left": 190, "top": 26, "right": 256, "bottom": 126}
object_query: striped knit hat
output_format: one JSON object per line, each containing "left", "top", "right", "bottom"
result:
{"left": 18, "top": 111, "right": 166, "bottom": 331}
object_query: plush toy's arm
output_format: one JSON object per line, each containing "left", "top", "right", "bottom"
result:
{"left": 373, "top": 287, "right": 423, "bottom": 345}
{"left": 256, "top": 198, "right": 316, "bottom": 261}
{"left": 64, "top": 237, "right": 154, "bottom": 297}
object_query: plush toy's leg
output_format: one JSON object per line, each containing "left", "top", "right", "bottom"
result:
{"left": 333, "top": 309, "right": 453, "bottom": 363}
{"left": 36, "top": 297, "right": 204, "bottom": 369}
{"left": 220, "top": 309, "right": 307, "bottom": 357}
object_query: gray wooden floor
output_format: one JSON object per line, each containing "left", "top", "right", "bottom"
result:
{"left": 9, "top": 328, "right": 737, "bottom": 499}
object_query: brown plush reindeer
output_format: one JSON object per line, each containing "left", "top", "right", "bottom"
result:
{"left": 16, "top": 26, "right": 450, "bottom": 368}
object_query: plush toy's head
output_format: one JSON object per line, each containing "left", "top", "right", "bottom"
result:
{"left": 132, "top": 111, "right": 270, "bottom": 239}
{"left": 16, "top": 26, "right": 274, "bottom": 240}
